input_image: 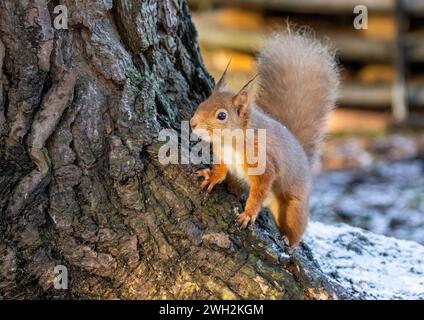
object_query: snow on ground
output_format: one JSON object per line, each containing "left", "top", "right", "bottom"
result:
{"left": 311, "top": 160, "right": 424, "bottom": 244}
{"left": 305, "top": 221, "right": 424, "bottom": 300}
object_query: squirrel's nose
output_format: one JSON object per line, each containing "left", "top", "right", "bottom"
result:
{"left": 190, "top": 118, "right": 198, "bottom": 130}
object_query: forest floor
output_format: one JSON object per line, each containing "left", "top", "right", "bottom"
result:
{"left": 314, "top": 134, "right": 424, "bottom": 244}
{"left": 305, "top": 134, "right": 424, "bottom": 299}
{"left": 313, "top": 159, "right": 424, "bottom": 244}
{"left": 305, "top": 221, "right": 424, "bottom": 299}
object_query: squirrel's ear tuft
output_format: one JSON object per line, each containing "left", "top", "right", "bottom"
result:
{"left": 232, "top": 76, "right": 256, "bottom": 115}
{"left": 214, "top": 59, "right": 231, "bottom": 92}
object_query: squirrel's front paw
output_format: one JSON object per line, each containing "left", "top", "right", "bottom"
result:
{"left": 237, "top": 212, "right": 256, "bottom": 228}
{"left": 196, "top": 168, "right": 217, "bottom": 193}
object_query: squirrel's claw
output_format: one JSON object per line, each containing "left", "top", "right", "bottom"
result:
{"left": 237, "top": 212, "right": 252, "bottom": 229}
{"left": 197, "top": 168, "right": 217, "bottom": 192}
{"left": 196, "top": 168, "right": 211, "bottom": 178}
{"left": 200, "top": 179, "right": 217, "bottom": 193}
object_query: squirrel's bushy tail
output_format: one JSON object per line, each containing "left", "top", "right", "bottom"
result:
{"left": 256, "top": 29, "right": 339, "bottom": 166}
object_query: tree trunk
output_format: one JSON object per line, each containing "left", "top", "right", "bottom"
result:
{"left": 0, "top": 0, "right": 349, "bottom": 299}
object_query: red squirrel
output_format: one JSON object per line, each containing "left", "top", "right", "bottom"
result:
{"left": 190, "top": 30, "right": 339, "bottom": 246}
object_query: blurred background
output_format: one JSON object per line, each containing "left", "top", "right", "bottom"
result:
{"left": 188, "top": 0, "right": 424, "bottom": 243}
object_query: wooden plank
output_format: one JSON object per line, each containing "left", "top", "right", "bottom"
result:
{"left": 193, "top": 22, "right": 262, "bottom": 53}
{"left": 331, "top": 35, "right": 392, "bottom": 62}
{"left": 340, "top": 83, "right": 392, "bottom": 108}
{"left": 190, "top": 0, "right": 424, "bottom": 14}
{"left": 194, "top": 17, "right": 424, "bottom": 63}
{"left": 340, "top": 82, "right": 424, "bottom": 108}
{"left": 391, "top": 0, "right": 408, "bottom": 123}
{"left": 193, "top": 17, "right": 388, "bottom": 59}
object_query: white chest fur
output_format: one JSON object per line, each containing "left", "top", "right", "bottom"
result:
{"left": 220, "top": 145, "right": 248, "bottom": 182}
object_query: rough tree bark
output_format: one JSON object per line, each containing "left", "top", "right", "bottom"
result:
{"left": 0, "top": 0, "right": 350, "bottom": 299}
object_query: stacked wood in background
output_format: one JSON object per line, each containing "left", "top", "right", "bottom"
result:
{"left": 189, "top": 0, "right": 424, "bottom": 126}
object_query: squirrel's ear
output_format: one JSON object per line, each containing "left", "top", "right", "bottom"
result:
{"left": 232, "top": 76, "right": 256, "bottom": 115}
{"left": 214, "top": 59, "right": 231, "bottom": 92}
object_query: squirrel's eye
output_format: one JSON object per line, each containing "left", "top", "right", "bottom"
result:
{"left": 217, "top": 111, "right": 227, "bottom": 121}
